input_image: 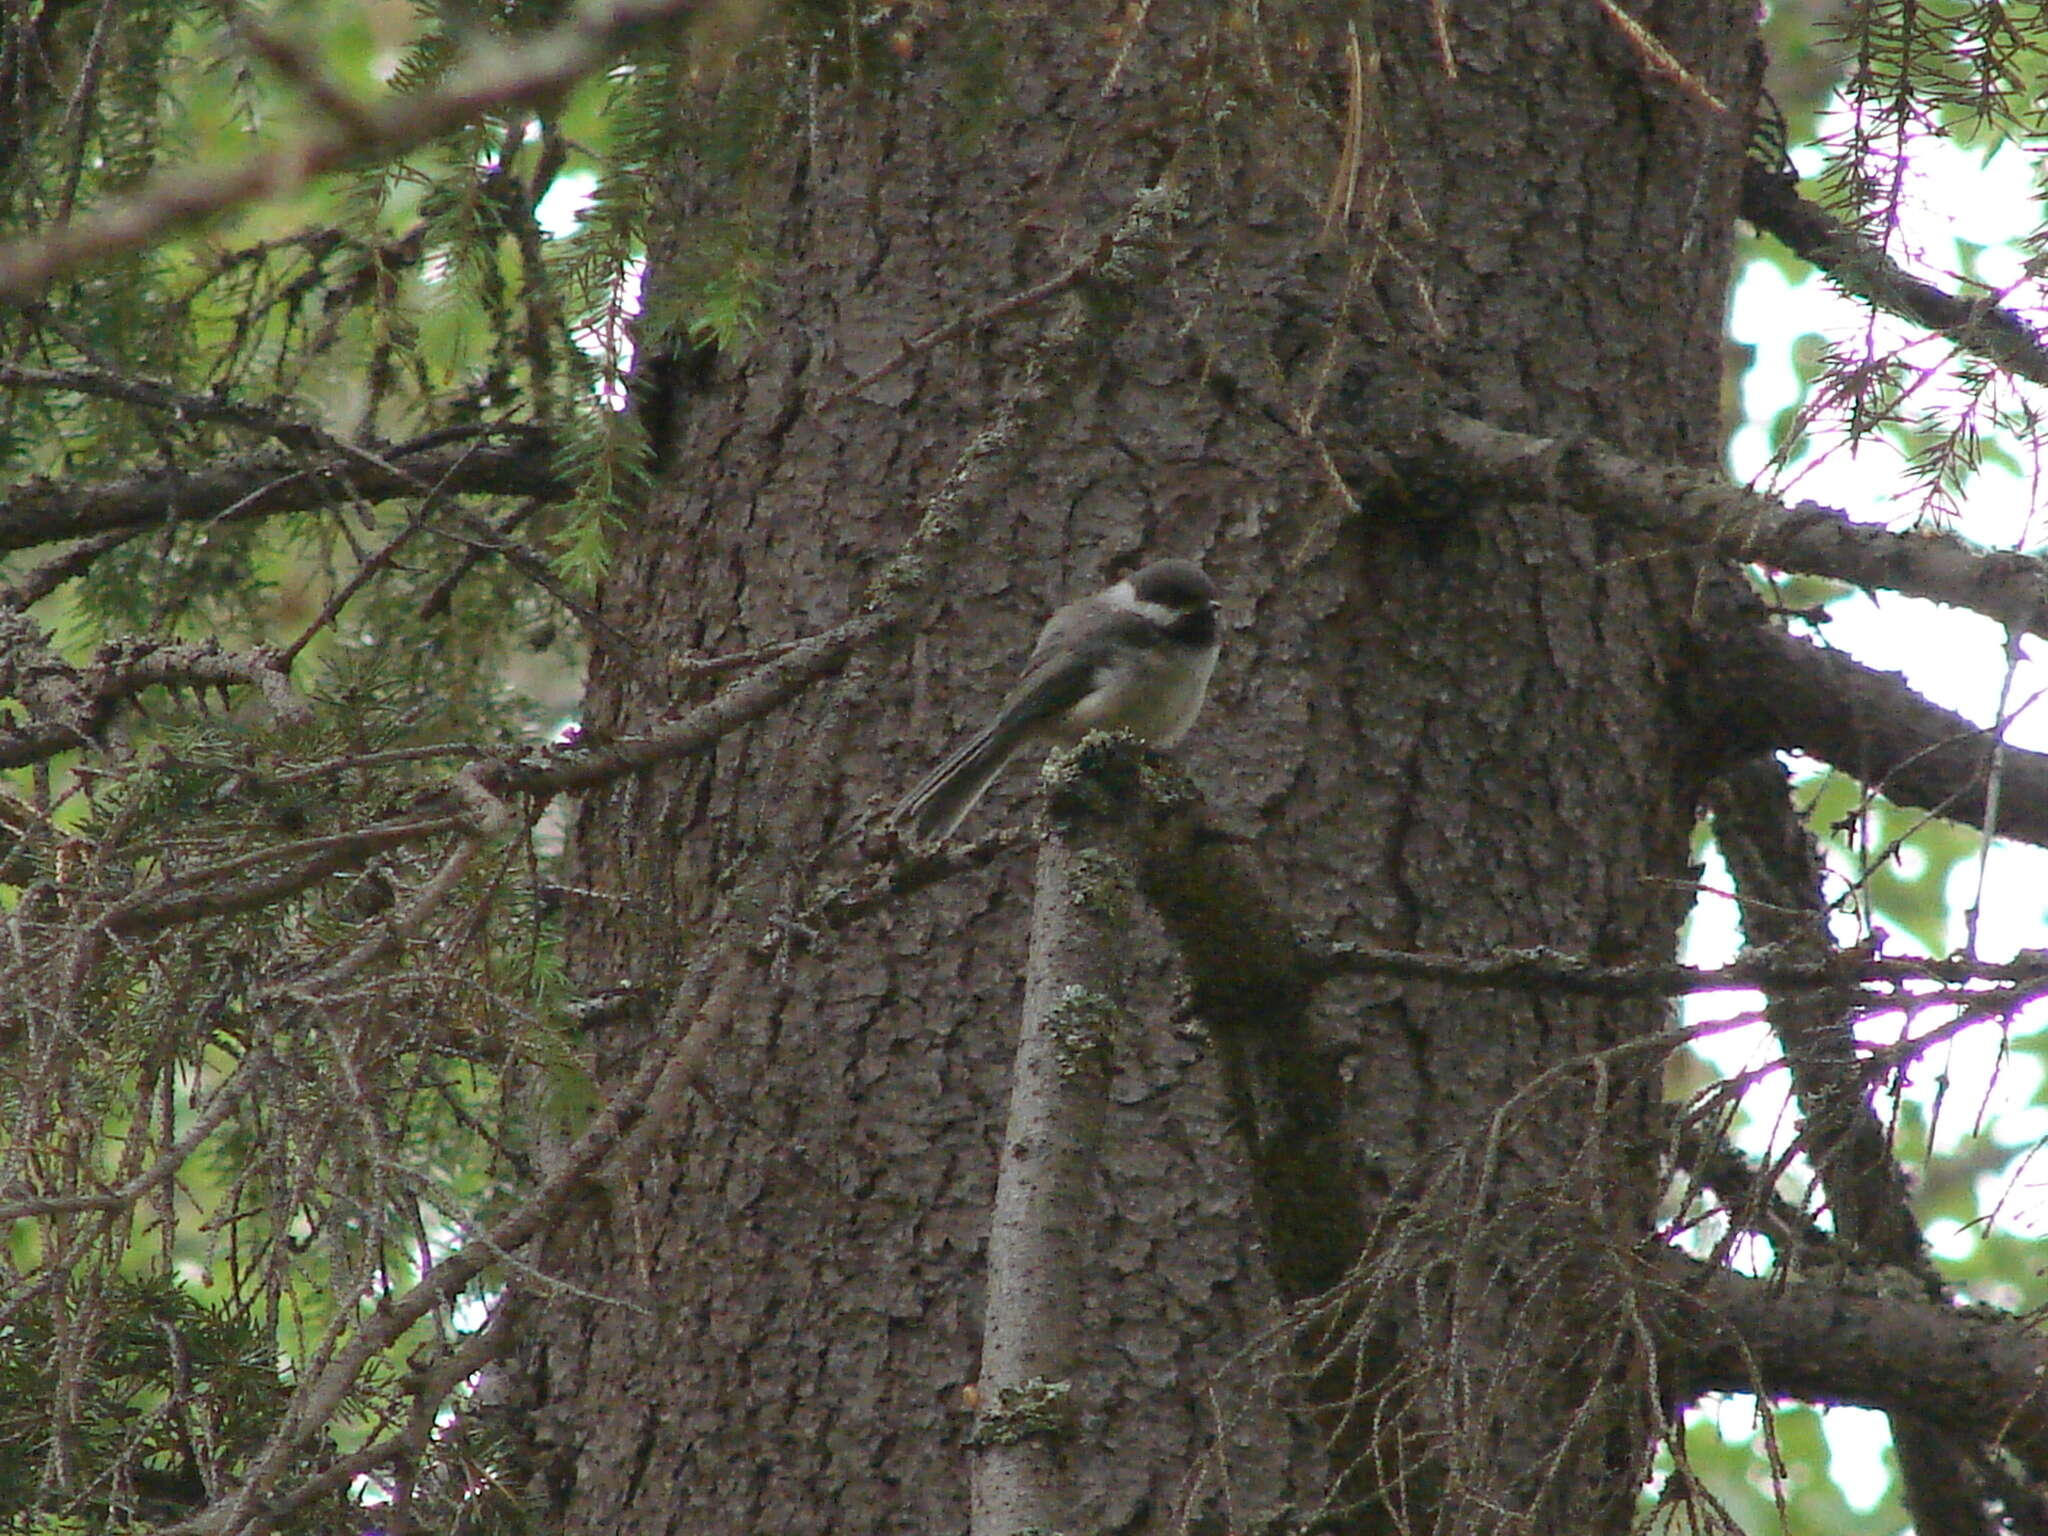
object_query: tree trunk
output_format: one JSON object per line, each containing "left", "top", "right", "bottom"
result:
{"left": 510, "top": 4, "right": 1762, "bottom": 1532}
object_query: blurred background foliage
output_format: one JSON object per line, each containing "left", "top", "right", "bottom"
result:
{"left": 0, "top": 0, "right": 651, "bottom": 1527}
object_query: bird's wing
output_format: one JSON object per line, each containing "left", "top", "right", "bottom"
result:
{"left": 891, "top": 652, "right": 1102, "bottom": 840}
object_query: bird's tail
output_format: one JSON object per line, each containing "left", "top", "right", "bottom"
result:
{"left": 892, "top": 717, "right": 1030, "bottom": 843}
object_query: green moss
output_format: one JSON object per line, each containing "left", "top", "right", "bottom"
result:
{"left": 1045, "top": 984, "right": 1119, "bottom": 1075}
{"left": 967, "top": 1376, "right": 1075, "bottom": 1447}
{"left": 1065, "top": 846, "right": 1133, "bottom": 923}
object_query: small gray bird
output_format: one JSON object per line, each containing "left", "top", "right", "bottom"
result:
{"left": 894, "top": 559, "right": 1221, "bottom": 842}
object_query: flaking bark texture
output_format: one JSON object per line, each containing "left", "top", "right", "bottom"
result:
{"left": 510, "top": 4, "right": 1761, "bottom": 1533}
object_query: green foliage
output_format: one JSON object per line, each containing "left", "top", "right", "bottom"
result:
{"left": 0, "top": 0, "right": 669, "bottom": 1521}
{"left": 0, "top": 647, "right": 591, "bottom": 1523}
{"left": 0, "top": 1276, "right": 328, "bottom": 1532}
{"left": 1798, "top": 772, "right": 1981, "bottom": 953}
{"left": 1656, "top": 1405, "right": 1908, "bottom": 1536}
{"left": 549, "top": 408, "right": 650, "bottom": 586}
{"left": 671, "top": 218, "right": 777, "bottom": 352}
{"left": 679, "top": 228, "right": 774, "bottom": 352}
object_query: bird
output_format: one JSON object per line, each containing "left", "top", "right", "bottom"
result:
{"left": 893, "top": 559, "right": 1221, "bottom": 842}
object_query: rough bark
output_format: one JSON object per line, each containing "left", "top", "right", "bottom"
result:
{"left": 511, "top": 5, "right": 1763, "bottom": 1533}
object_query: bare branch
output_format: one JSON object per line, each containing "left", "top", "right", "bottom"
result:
{"left": 149, "top": 1022, "right": 683, "bottom": 1536}
{"left": 0, "top": 612, "right": 308, "bottom": 769}
{"left": 970, "top": 816, "right": 1132, "bottom": 1535}
{"left": 1428, "top": 413, "right": 2048, "bottom": 637}
{"left": 0, "top": 432, "right": 565, "bottom": 553}
{"left": 1702, "top": 622, "right": 2048, "bottom": 848}
{"left": 0, "top": 528, "right": 139, "bottom": 605}
{"left": 0, "top": 0, "right": 714, "bottom": 297}
{"left": 1741, "top": 161, "right": 2048, "bottom": 389}
{"left": 1709, "top": 756, "right": 1996, "bottom": 1535}
{"left": 90, "top": 815, "right": 468, "bottom": 938}
{"left": 0, "top": 361, "right": 334, "bottom": 450}
{"left": 1708, "top": 758, "right": 1930, "bottom": 1268}
{"left": 1315, "top": 935, "right": 2048, "bottom": 999}
{"left": 436, "top": 508, "right": 635, "bottom": 657}
{"left": 1667, "top": 1255, "right": 2048, "bottom": 1481}
{"left": 799, "top": 827, "right": 1033, "bottom": 933}
{"left": 0, "top": 1044, "right": 274, "bottom": 1221}
{"left": 1668, "top": 1120, "right": 1832, "bottom": 1260}
{"left": 1039, "top": 736, "right": 1361, "bottom": 1301}
{"left": 278, "top": 829, "right": 489, "bottom": 1005}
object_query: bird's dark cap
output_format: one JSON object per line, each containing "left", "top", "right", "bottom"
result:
{"left": 1127, "top": 559, "right": 1216, "bottom": 609}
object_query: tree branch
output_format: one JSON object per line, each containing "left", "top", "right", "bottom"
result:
{"left": 1042, "top": 736, "right": 1362, "bottom": 1301}
{"left": 969, "top": 812, "right": 1132, "bottom": 1536}
{"left": 1315, "top": 937, "right": 2048, "bottom": 999}
{"left": 1426, "top": 413, "right": 2048, "bottom": 638}
{"left": 0, "top": 611, "right": 308, "bottom": 769}
{"left": 150, "top": 1020, "right": 683, "bottom": 1536}
{"left": 978, "top": 746, "right": 2048, "bottom": 1508}
{"left": 0, "top": 0, "right": 713, "bottom": 297}
{"left": 1709, "top": 756, "right": 1996, "bottom": 1535}
{"left": 98, "top": 815, "right": 470, "bottom": 938}
{"left": 1668, "top": 1119, "right": 1832, "bottom": 1261}
{"left": 1740, "top": 161, "right": 2048, "bottom": 389}
{"left": 0, "top": 528, "right": 140, "bottom": 605}
{"left": 6, "top": 179, "right": 1200, "bottom": 961}
{"left": 0, "top": 1044, "right": 275, "bottom": 1221}
{"left": 1701, "top": 622, "right": 2048, "bottom": 848}
{"left": 0, "top": 431, "right": 565, "bottom": 553}
{"left": 1708, "top": 758, "right": 1930, "bottom": 1268}
{"left": 0, "top": 174, "right": 1212, "bottom": 1536}
{"left": 1666, "top": 1255, "right": 2048, "bottom": 1482}
{"left": 0, "top": 361, "right": 337, "bottom": 450}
